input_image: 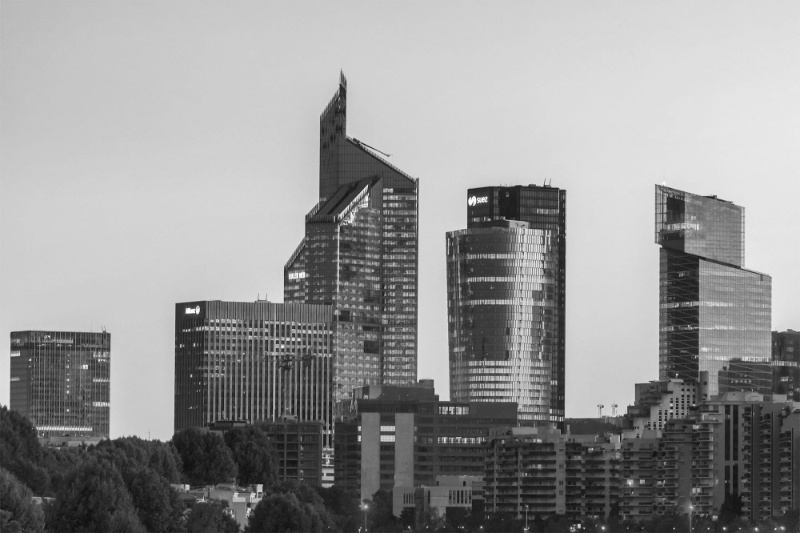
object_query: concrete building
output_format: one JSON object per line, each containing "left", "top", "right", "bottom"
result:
{"left": 622, "top": 379, "right": 698, "bottom": 438}
{"left": 262, "top": 420, "right": 324, "bottom": 487}
{"left": 619, "top": 436, "right": 659, "bottom": 520}
{"left": 772, "top": 330, "right": 800, "bottom": 401}
{"left": 334, "top": 382, "right": 517, "bottom": 505}
{"left": 10, "top": 330, "right": 110, "bottom": 438}
{"left": 393, "top": 475, "right": 482, "bottom": 520}
{"left": 484, "top": 427, "right": 620, "bottom": 520}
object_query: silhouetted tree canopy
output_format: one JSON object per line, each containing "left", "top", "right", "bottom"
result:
{"left": 0, "top": 406, "right": 50, "bottom": 495}
{"left": 45, "top": 457, "right": 146, "bottom": 533}
{"left": 0, "top": 467, "right": 45, "bottom": 533}
{"left": 223, "top": 426, "right": 278, "bottom": 486}
{"left": 246, "top": 492, "right": 318, "bottom": 533}
{"left": 186, "top": 500, "right": 240, "bottom": 533}
{"left": 172, "top": 428, "right": 238, "bottom": 486}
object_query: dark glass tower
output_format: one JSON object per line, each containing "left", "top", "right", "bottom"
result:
{"left": 447, "top": 185, "right": 566, "bottom": 427}
{"left": 655, "top": 185, "right": 772, "bottom": 399}
{"left": 285, "top": 73, "right": 419, "bottom": 403}
{"left": 10, "top": 330, "right": 110, "bottom": 438}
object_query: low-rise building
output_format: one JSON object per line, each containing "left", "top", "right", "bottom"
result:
{"left": 334, "top": 381, "right": 517, "bottom": 506}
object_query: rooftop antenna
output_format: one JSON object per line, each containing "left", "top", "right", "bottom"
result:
{"left": 101, "top": 325, "right": 106, "bottom": 333}
{"left": 612, "top": 403, "right": 618, "bottom": 417}
{"left": 597, "top": 404, "right": 604, "bottom": 418}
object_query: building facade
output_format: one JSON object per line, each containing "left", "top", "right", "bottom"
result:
{"left": 285, "top": 72, "right": 419, "bottom": 403}
{"left": 655, "top": 185, "right": 772, "bottom": 400}
{"left": 262, "top": 420, "right": 324, "bottom": 487}
{"left": 10, "top": 330, "right": 110, "bottom": 438}
{"left": 484, "top": 427, "right": 620, "bottom": 520}
{"left": 622, "top": 379, "right": 698, "bottom": 438}
{"left": 174, "top": 301, "right": 334, "bottom": 452}
{"left": 447, "top": 185, "right": 566, "bottom": 428}
{"left": 772, "top": 330, "right": 800, "bottom": 401}
{"left": 333, "top": 382, "right": 517, "bottom": 505}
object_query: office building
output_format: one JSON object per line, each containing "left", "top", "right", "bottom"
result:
{"left": 484, "top": 427, "right": 620, "bottom": 520}
{"left": 394, "top": 475, "right": 483, "bottom": 521}
{"left": 772, "top": 330, "right": 800, "bottom": 401}
{"left": 333, "top": 382, "right": 517, "bottom": 505}
{"left": 174, "top": 300, "right": 334, "bottom": 460}
{"left": 262, "top": 420, "right": 324, "bottom": 487}
{"left": 447, "top": 184, "right": 566, "bottom": 427}
{"left": 10, "top": 330, "right": 110, "bottom": 438}
{"left": 655, "top": 185, "right": 772, "bottom": 400}
{"left": 285, "top": 72, "right": 419, "bottom": 403}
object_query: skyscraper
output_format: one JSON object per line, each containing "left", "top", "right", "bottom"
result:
{"left": 174, "top": 301, "right": 333, "bottom": 440}
{"left": 446, "top": 184, "right": 566, "bottom": 427}
{"left": 655, "top": 185, "right": 772, "bottom": 400}
{"left": 10, "top": 330, "right": 110, "bottom": 438}
{"left": 284, "top": 72, "right": 419, "bottom": 403}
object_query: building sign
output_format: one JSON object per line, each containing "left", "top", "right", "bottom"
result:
{"left": 185, "top": 306, "right": 201, "bottom": 315}
{"left": 468, "top": 196, "right": 488, "bottom": 206}
{"left": 288, "top": 271, "right": 307, "bottom": 280}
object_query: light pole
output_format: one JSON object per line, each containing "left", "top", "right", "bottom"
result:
{"left": 525, "top": 504, "right": 529, "bottom": 532}
{"left": 362, "top": 503, "right": 368, "bottom": 533}
{"left": 688, "top": 504, "right": 692, "bottom": 533}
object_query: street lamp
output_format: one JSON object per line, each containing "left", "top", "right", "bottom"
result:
{"left": 362, "top": 503, "right": 368, "bottom": 533}
{"left": 689, "top": 504, "right": 693, "bottom": 533}
{"left": 525, "top": 504, "right": 529, "bottom": 533}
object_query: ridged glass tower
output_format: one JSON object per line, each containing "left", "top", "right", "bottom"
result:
{"left": 285, "top": 73, "right": 419, "bottom": 403}
{"left": 655, "top": 185, "right": 772, "bottom": 399}
{"left": 447, "top": 185, "right": 566, "bottom": 428}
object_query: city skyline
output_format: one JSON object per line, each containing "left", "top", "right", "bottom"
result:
{"left": 1, "top": 2, "right": 798, "bottom": 440}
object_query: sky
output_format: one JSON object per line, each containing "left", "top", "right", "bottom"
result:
{"left": 1, "top": 1, "right": 798, "bottom": 441}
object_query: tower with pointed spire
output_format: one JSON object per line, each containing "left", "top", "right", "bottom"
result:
{"left": 285, "top": 73, "right": 419, "bottom": 405}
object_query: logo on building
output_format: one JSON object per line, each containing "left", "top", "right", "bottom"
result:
{"left": 185, "top": 306, "right": 200, "bottom": 315}
{"left": 288, "top": 271, "right": 307, "bottom": 280}
{"left": 468, "top": 196, "right": 488, "bottom": 206}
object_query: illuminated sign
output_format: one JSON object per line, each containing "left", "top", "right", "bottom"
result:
{"left": 288, "top": 271, "right": 307, "bottom": 280}
{"left": 185, "top": 306, "right": 200, "bottom": 315}
{"left": 468, "top": 196, "right": 488, "bottom": 206}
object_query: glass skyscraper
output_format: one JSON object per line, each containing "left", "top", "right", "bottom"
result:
{"left": 655, "top": 185, "right": 772, "bottom": 399}
{"left": 284, "top": 72, "right": 419, "bottom": 403}
{"left": 174, "top": 301, "right": 334, "bottom": 444}
{"left": 446, "top": 185, "right": 566, "bottom": 427}
{"left": 10, "top": 330, "right": 110, "bottom": 438}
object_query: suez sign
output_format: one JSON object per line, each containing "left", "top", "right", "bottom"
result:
{"left": 288, "top": 271, "right": 307, "bottom": 280}
{"left": 467, "top": 195, "right": 489, "bottom": 207}
{"left": 185, "top": 306, "right": 201, "bottom": 315}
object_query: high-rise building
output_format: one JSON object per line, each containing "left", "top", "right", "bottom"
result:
{"left": 655, "top": 185, "right": 772, "bottom": 400}
{"left": 284, "top": 72, "right": 419, "bottom": 403}
{"left": 772, "top": 329, "right": 800, "bottom": 401}
{"left": 10, "top": 330, "right": 110, "bottom": 438}
{"left": 173, "top": 301, "right": 334, "bottom": 453}
{"left": 446, "top": 185, "right": 566, "bottom": 427}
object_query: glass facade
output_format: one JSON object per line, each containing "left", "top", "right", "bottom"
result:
{"left": 285, "top": 72, "right": 419, "bottom": 402}
{"left": 447, "top": 185, "right": 566, "bottom": 427}
{"left": 174, "top": 301, "right": 334, "bottom": 449}
{"left": 10, "top": 331, "right": 110, "bottom": 438}
{"left": 656, "top": 185, "right": 771, "bottom": 399}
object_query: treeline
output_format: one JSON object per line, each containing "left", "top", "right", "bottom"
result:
{"left": 0, "top": 406, "right": 363, "bottom": 533}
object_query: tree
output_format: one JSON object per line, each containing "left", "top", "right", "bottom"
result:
{"left": 718, "top": 492, "right": 744, "bottom": 526}
{"left": 123, "top": 465, "right": 186, "bottom": 533}
{"left": 315, "top": 485, "right": 360, "bottom": 533}
{"left": 0, "top": 406, "right": 50, "bottom": 495}
{"left": 45, "top": 458, "right": 146, "bottom": 533}
{"left": 172, "top": 428, "right": 238, "bottom": 486}
{"left": 367, "top": 489, "right": 398, "bottom": 532}
{"left": 186, "top": 501, "right": 240, "bottom": 533}
{"left": 245, "top": 493, "right": 315, "bottom": 533}
{"left": 0, "top": 467, "right": 45, "bottom": 533}
{"left": 223, "top": 426, "right": 278, "bottom": 486}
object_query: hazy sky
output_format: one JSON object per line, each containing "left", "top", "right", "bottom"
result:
{"left": 1, "top": 1, "right": 798, "bottom": 440}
